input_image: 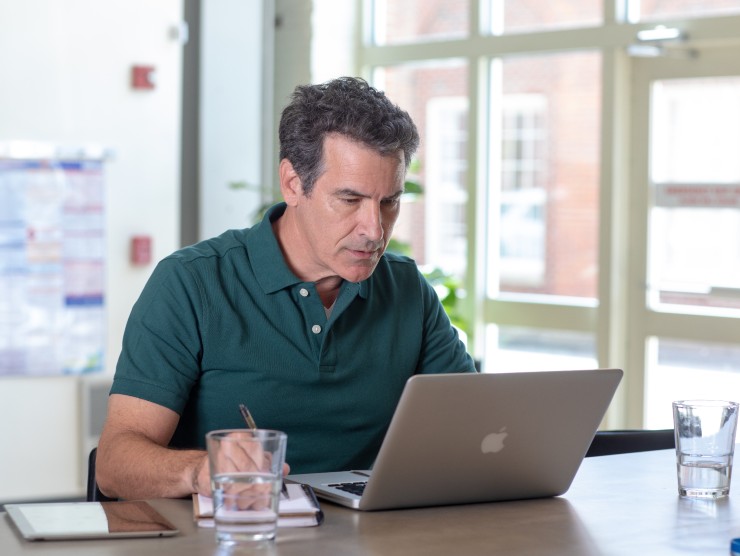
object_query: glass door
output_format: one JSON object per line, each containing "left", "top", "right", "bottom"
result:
{"left": 628, "top": 45, "right": 740, "bottom": 428}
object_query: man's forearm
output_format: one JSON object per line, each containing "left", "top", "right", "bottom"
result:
{"left": 96, "top": 432, "right": 208, "bottom": 500}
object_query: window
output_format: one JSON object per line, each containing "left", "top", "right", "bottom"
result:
{"left": 343, "top": 1, "right": 740, "bottom": 428}
{"left": 484, "top": 0, "right": 602, "bottom": 35}
{"left": 645, "top": 338, "right": 740, "bottom": 428}
{"left": 499, "top": 94, "right": 547, "bottom": 287}
{"left": 372, "top": 0, "right": 470, "bottom": 45}
{"left": 488, "top": 52, "right": 601, "bottom": 300}
{"left": 633, "top": 0, "right": 740, "bottom": 22}
{"left": 374, "top": 61, "right": 469, "bottom": 277}
{"left": 425, "top": 97, "right": 468, "bottom": 277}
{"left": 486, "top": 325, "right": 597, "bottom": 372}
{"left": 648, "top": 77, "right": 740, "bottom": 313}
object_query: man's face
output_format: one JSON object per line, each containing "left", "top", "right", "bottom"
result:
{"left": 286, "top": 134, "right": 406, "bottom": 284}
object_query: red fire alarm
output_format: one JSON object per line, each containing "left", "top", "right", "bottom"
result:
{"left": 131, "top": 65, "right": 156, "bottom": 90}
{"left": 131, "top": 235, "right": 152, "bottom": 265}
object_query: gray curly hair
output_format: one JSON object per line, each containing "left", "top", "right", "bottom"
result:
{"left": 278, "top": 76, "right": 420, "bottom": 196}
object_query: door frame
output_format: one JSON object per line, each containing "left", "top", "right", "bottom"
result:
{"left": 625, "top": 45, "right": 740, "bottom": 426}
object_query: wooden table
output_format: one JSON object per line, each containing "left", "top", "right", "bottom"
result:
{"left": 2, "top": 448, "right": 739, "bottom": 555}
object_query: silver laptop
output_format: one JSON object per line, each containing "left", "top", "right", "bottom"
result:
{"left": 288, "top": 369, "right": 622, "bottom": 511}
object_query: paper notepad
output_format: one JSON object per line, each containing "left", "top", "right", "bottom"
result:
{"left": 193, "top": 483, "right": 323, "bottom": 528}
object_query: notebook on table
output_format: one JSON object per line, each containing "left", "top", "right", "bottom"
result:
{"left": 288, "top": 368, "right": 623, "bottom": 511}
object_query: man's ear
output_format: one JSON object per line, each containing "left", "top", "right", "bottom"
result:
{"left": 279, "top": 159, "right": 303, "bottom": 206}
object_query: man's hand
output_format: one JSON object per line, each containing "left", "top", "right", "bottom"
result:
{"left": 191, "top": 447, "right": 291, "bottom": 499}
{"left": 192, "top": 453, "right": 212, "bottom": 497}
{"left": 206, "top": 430, "right": 291, "bottom": 510}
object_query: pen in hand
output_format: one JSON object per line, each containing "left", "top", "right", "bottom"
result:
{"left": 238, "top": 403, "right": 258, "bottom": 430}
{"left": 238, "top": 404, "right": 289, "bottom": 498}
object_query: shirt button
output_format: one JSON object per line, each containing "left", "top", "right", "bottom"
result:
{"left": 299, "top": 288, "right": 309, "bottom": 297}
{"left": 311, "top": 324, "right": 322, "bottom": 334}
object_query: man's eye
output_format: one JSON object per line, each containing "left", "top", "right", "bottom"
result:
{"left": 382, "top": 198, "right": 401, "bottom": 207}
{"left": 342, "top": 197, "right": 361, "bottom": 204}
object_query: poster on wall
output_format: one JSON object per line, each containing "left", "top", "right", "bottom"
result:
{"left": 0, "top": 145, "right": 105, "bottom": 376}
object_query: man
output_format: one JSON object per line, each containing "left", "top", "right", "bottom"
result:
{"left": 96, "top": 76, "right": 475, "bottom": 500}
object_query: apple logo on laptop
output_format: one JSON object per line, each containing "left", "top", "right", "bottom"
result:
{"left": 481, "top": 427, "right": 508, "bottom": 454}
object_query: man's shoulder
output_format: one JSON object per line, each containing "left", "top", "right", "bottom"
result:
{"left": 379, "top": 250, "right": 418, "bottom": 268}
{"left": 369, "top": 251, "right": 424, "bottom": 288}
{"left": 166, "top": 228, "right": 251, "bottom": 265}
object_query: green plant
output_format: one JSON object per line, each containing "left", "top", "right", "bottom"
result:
{"left": 420, "top": 266, "right": 469, "bottom": 335}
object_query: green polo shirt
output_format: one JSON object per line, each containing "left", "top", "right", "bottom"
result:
{"left": 112, "top": 203, "right": 475, "bottom": 473}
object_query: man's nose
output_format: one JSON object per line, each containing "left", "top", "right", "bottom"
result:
{"left": 358, "top": 202, "right": 383, "bottom": 242}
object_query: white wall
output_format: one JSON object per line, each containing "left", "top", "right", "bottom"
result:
{"left": 0, "top": 0, "right": 357, "bottom": 503}
{"left": 311, "top": 0, "right": 358, "bottom": 82}
{"left": 0, "top": 0, "right": 184, "bottom": 501}
{"left": 197, "top": 0, "right": 357, "bottom": 240}
{"left": 199, "top": 0, "right": 265, "bottom": 239}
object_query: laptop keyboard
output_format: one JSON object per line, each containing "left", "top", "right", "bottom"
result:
{"left": 329, "top": 481, "right": 367, "bottom": 496}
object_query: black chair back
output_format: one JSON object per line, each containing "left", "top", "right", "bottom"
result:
{"left": 86, "top": 447, "right": 118, "bottom": 502}
{"left": 586, "top": 429, "right": 675, "bottom": 457}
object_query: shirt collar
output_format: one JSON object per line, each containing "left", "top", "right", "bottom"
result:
{"left": 247, "top": 202, "right": 369, "bottom": 299}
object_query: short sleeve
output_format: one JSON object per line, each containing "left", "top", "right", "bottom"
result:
{"left": 110, "top": 257, "right": 205, "bottom": 414}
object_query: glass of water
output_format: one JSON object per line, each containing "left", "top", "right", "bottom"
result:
{"left": 206, "top": 429, "right": 287, "bottom": 545}
{"left": 673, "top": 400, "right": 739, "bottom": 499}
